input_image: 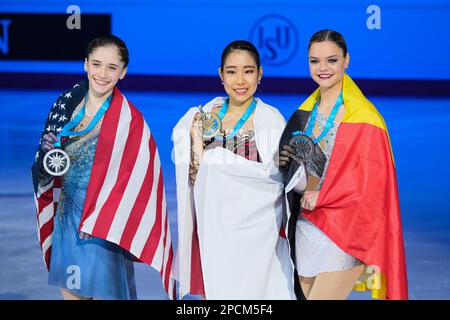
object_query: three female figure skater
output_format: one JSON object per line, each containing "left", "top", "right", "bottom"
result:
{"left": 33, "top": 31, "right": 408, "bottom": 301}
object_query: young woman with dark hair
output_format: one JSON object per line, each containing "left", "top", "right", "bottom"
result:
{"left": 173, "top": 40, "right": 296, "bottom": 300}
{"left": 32, "top": 35, "right": 174, "bottom": 300}
{"left": 278, "top": 30, "right": 408, "bottom": 300}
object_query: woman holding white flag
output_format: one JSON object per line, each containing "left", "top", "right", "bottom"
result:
{"left": 173, "top": 40, "right": 296, "bottom": 300}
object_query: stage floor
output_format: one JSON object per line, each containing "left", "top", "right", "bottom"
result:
{"left": 1, "top": 89, "right": 449, "bottom": 299}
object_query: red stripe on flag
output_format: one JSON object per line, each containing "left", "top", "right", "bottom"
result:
{"left": 139, "top": 171, "right": 164, "bottom": 263}
{"left": 80, "top": 89, "right": 123, "bottom": 230}
{"left": 158, "top": 207, "right": 174, "bottom": 297}
{"left": 119, "top": 136, "right": 157, "bottom": 251}
{"left": 164, "top": 246, "right": 174, "bottom": 293}
{"left": 190, "top": 219, "right": 205, "bottom": 295}
{"left": 159, "top": 208, "right": 170, "bottom": 272}
{"left": 161, "top": 207, "right": 169, "bottom": 271}
{"left": 38, "top": 189, "right": 53, "bottom": 213}
{"left": 91, "top": 104, "right": 144, "bottom": 239}
{"left": 39, "top": 216, "right": 54, "bottom": 247}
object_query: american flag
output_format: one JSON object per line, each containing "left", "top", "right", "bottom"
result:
{"left": 32, "top": 82, "right": 176, "bottom": 299}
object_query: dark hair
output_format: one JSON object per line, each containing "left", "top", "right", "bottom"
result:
{"left": 308, "top": 29, "right": 347, "bottom": 57}
{"left": 220, "top": 40, "right": 261, "bottom": 70}
{"left": 85, "top": 34, "right": 129, "bottom": 67}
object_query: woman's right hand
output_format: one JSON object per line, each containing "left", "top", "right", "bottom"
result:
{"left": 278, "top": 144, "right": 295, "bottom": 168}
{"left": 189, "top": 111, "right": 205, "bottom": 186}
{"left": 191, "top": 111, "right": 203, "bottom": 138}
{"left": 41, "top": 132, "right": 58, "bottom": 152}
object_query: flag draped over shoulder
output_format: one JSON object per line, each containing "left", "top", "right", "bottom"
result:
{"left": 281, "top": 74, "right": 408, "bottom": 300}
{"left": 31, "top": 82, "right": 176, "bottom": 299}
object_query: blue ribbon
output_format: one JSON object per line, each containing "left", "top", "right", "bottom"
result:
{"left": 293, "top": 91, "right": 343, "bottom": 143}
{"left": 54, "top": 94, "right": 112, "bottom": 147}
{"left": 214, "top": 98, "right": 257, "bottom": 141}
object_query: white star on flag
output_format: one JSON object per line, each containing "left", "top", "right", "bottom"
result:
{"left": 52, "top": 113, "right": 59, "bottom": 120}
{"left": 58, "top": 115, "right": 67, "bottom": 122}
{"left": 64, "top": 92, "right": 72, "bottom": 99}
{"left": 60, "top": 104, "right": 66, "bottom": 110}
{"left": 35, "top": 151, "right": 40, "bottom": 162}
{"left": 56, "top": 127, "right": 62, "bottom": 132}
{"left": 46, "top": 125, "right": 52, "bottom": 132}
{"left": 73, "top": 84, "right": 80, "bottom": 88}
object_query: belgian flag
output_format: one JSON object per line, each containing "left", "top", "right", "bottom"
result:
{"left": 281, "top": 74, "right": 408, "bottom": 300}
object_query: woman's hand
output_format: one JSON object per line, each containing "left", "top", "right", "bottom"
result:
{"left": 278, "top": 144, "right": 295, "bottom": 168}
{"left": 191, "top": 111, "right": 204, "bottom": 139}
{"left": 42, "top": 132, "right": 58, "bottom": 152}
{"left": 189, "top": 111, "right": 205, "bottom": 186}
{"left": 79, "top": 231, "right": 93, "bottom": 241}
{"left": 300, "top": 190, "right": 319, "bottom": 211}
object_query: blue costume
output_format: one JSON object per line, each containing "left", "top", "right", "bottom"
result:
{"left": 46, "top": 97, "right": 137, "bottom": 300}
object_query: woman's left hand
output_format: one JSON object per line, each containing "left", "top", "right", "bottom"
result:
{"left": 277, "top": 144, "right": 295, "bottom": 168}
{"left": 300, "top": 191, "right": 319, "bottom": 211}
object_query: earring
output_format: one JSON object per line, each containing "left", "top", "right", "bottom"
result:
{"left": 222, "top": 81, "right": 224, "bottom": 85}
{"left": 258, "top": 81, "right": 261, "bottom": 85}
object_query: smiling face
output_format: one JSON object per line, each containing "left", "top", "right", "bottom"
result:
{"left": 308, "top": 40, "right": 349, "bottom": 90}
{"left": 219, "top": 49, "right": 262, "bottom": 106}
{"left": 84, "top": 45, "right": 127, "bottom": 98}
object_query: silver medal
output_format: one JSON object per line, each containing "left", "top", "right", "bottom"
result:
{"left": 43, "top": 148, "right": 71, "bottom": 176}
{"left": 289, "top": 134, "right": 316, "bottom": 163}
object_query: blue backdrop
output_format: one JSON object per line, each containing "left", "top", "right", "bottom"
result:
{"left": 1, "top": 0, "right": 450, "bottom": 80}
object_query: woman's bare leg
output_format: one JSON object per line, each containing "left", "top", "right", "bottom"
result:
{"left": 307, "top": 264, "right": 365, "bottom": 300}
{"left": 299, "top": 276, "right": 315, "bottom": 299}
{"left": 60, "top": 288, "right": 92, "bottom": 300}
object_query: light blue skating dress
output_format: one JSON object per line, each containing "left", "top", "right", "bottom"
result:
{"left": 47, "top": 111, "right": 137, "bottom": 300}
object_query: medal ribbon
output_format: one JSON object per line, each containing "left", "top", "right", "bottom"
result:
{"left": 301, "top": 91, "right": 343, "bottom": 142}
{"left": 215, "top": 98, "right": 257, "bottom": 141}
{"left": 54, "top": 94, "right": 112, "bottom": 147}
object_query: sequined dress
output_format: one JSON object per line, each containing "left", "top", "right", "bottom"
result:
{"left": 47, "top": 103, "right": 137, "bottom": 299}
{"left": 204, "top": 129, "right": 261, "bottom": 162}
{"left": 189, "top": 128, "right": 261, "bottom": 185}
{"left": 295, "top": 108, "right": 362, "bottom": 277}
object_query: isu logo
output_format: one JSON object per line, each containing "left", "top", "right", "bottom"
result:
{"left": 250, "top": 15, "right": 299, "bottom": 66}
